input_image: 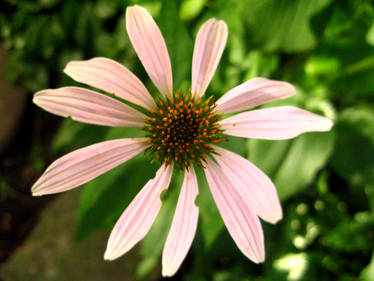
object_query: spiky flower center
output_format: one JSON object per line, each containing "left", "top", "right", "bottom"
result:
{"left": 143, "top": 89, "right": 225, "bottom": 169}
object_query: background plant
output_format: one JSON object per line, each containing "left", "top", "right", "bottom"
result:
{"left": 1, "top": 0, "right": 374, "bottom": 280}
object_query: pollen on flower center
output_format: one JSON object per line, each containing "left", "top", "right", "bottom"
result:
{"left": 143, "top": 89, "right": 225, "bottom": 169}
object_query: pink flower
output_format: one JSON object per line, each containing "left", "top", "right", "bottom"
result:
{"left": 32, "top": 5, "right": 333, "bottom": 277}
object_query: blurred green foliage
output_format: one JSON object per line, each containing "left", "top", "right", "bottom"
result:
{"left": 1, "top": 0, "right": 374, "bottom": 280}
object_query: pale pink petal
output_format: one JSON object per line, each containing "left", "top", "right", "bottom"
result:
{"left": 32, "top": 138, "right": 148, "bottom": 196}
{"left": 162, "top": 167, "right": 199, "bottom": 277}
{"left": 216, "top": 78, "right": 296, "bottom": 114}
{"left": 191, "top": 18, "right": 228, "bottom": 98}
{"left": 33, "top": 87, "right": 146, "bottom": 127}
{"left": 104, "top": 164, "right": 173, "bottom": 260}
{"left": 213, "top": 146, "right": 282, "bottom": 224}
{"left": 126, "top": 5, "right": 173, "bottom": 98}
{"left": 64, "top": 58, "right": 156, "bottom": 111}
{"left": 219, "top": 106, "right": 333, "bottom": 140}
{"left": 205, "top": 158, "right": 265, "bottom": 263}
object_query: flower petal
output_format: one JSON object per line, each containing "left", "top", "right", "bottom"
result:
{"left": 33, "top": 87, "right": 146, "bottom": 127}
{"left": 32, "top": 138, "right": 148, "bottom": 196}
{"left": 64, "top": 57, "right": 156, "bottom": 110}
{"left": 205, "top": 158, "right": 265, "bottom": 263}
{"left": 162, "top": 167, "right": 199, "bottom": 277}
{"left": 104, "top": 164, "right": 173, "bottom": 260}
{"left": 219, "top": 106, "right": 333, "bottom": 140}
{"left": 216, "top": 78, "right": 296, "bottom": 114}
{"left": 213, "top": 146, "right": 282, "bottom": 224}
{"left": 126, "top": 5, "right": 173, "bottom": 98}
{"left": 192, "top": 18, "right": 228, "bottom": 98}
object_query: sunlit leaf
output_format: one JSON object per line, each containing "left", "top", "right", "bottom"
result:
{"left": 366, "top": 21, "right": 374, "bottom": 46}
{"left": 360, "top": 252, "right": 374, "bottom": 281}
{"left": 249, "top": 131, "right": 334, "bottom": 200}
{"left": 180, "top": 0, "right": 206, "bottom": 20}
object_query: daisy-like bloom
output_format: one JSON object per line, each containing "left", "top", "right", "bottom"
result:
{"left": 32, "top": 5, "right": 333, "bottom": 277}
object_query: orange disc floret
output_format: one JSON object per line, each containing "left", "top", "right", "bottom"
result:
{"left": 143, "top": 88, "right": 226, "bottom": 169}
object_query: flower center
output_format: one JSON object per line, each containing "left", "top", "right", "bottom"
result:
{"left": 143, "top": 89, "right": 225, "bottom": 169}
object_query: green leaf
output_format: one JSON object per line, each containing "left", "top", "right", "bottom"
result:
{"left": 328, "top": 51, "right": 374, "bottom": 100}
{"left": 247, "top": 139, "right": 290, "bottom": 179}
{"left": 360, "top": 252, "right": 374, "bottom": 281}
{"left": 180, "top": 0, "right": 206, "bottom": 20}
{"left": 219, "top": 135, "right": 248, "bottom": 157}
{"left": 305, "top": 56, "right": 341, "bottom": 78}
{"left": 51, "top": 119, "right": 109, "bottom": 153}
{"left": 74, "top": 3, "right": 100, "bottom": 52}
{"left": 77, "top": 127, "right": 157, "bottom": 240}
{"left": 77, "top": 155, "right": 157, "bottom": 240}
{"left": 249, "top": 131, "right": 335, "bottom": 201}
{"left": 206, "top": 0, "right": 248, "bottom": 94}
{"left": 321, "top": 213, "right": 374, "bottom": 252}
{"left": 158, "top": 0, "right": 193, "bottom": 89}
{"left": 195, "top": 167, "right": 224, "bottom": 249}
{"left": 136, "top": 172, "right": 182, "bottom": 278}
{"left": 95, "top": 0, "right": 118, "bottom": 20}
{"left": 330, "top": 107, "right": 374, "bottom": 187}
{"left": 243, "top": 0, "right": 332, "bottom": 52}
{"left": 274, "top": 132, "right": 334, "bottom": 200}
{"left": 366, "top": 21, "right": 374, "bottom": 46}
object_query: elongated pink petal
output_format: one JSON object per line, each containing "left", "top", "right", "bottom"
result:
{"left": 64, "top": 58, "right": 156, "bottom": 110}
{"left": 104, "top": 164, "right": 173, "bottom": 260}
{"left": 192, "top": 18, "right": 228, "bottom": 98}
{"left": 126, "top": 5, "right": 173, "bottom": 98}
{"left": 219, "top": 106, "right": 333, "bottom": 140}
{"left": 205, "top": 158, "right": 265, "bottom": 263}
{"left": 213, "top": 146, "right": 282, "bottom": 224}
{"left": 32, "top": 138, "right": 148, "bottom": 196}
{"left": 162, "top": 167, "right": 199, "bottom": 277}
{"left": 216, "top": 78, "right": 296, "bottom": 114}
{"left": 33, "top": 87, "right": 146, "bottom": 127}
